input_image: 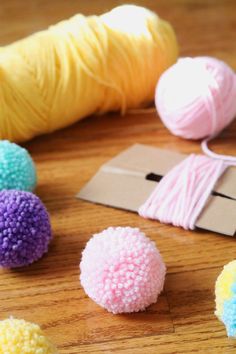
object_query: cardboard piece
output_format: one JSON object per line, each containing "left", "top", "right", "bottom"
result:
{"left": 77, "top": 144, "right": 236, "bottom": 236}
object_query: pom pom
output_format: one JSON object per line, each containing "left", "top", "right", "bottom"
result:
{"left": 215, "top": 260, "right": 236, "bottom": 337}
{"left": 0, "top": 140, "right": 37, "bottom": 191}
{"left": 155, "top": 56, "right": 236, "bottom": 139}
{"left": 80, "top": 227, "right": 166, "bottom": 314}
{"left": 0, "top": 190, "right": 52, "bottom": 268}
{"left": 0, "top": 318, "right": 58, "bottom": 353}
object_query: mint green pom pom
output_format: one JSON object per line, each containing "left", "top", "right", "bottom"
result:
{"left": 0, "top": 141, "right": 37, "bottom": 191}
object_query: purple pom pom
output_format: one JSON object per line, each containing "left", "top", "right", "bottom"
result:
{"left": 0, "top": 190, "right": 52, "bottom": 268}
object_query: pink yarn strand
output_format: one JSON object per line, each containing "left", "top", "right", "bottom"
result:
{"left": 139, "top": 155, "right": 227, "bottom": 230}
{"left": 202, "top": 137, "right": 236, "bottom": 165}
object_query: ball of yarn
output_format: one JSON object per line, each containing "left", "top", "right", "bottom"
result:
{"left": 155, "top": 56, "right": 236, "bottom": 139}
{"left": 80, "top": 226, "right": 166, "bottom": 314}
{"left": 0, "top": 190, "right": 52, "bottom": 268}
{"left": 0, "top": 318, "right": 58, "bottom": 353}
{"left": 0, "top": 140, "right": 37, "bottom": 191}
{"left": 0, "top": 5, "right": 178, "bottom": 142}
{"left": 215, "top": 260, "right": 236, "bottom": 337}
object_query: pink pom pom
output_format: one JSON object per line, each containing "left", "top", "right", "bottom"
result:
{"left": 155, "top": 56, "right": 236, "bottom": 139}
{"left": 80, "top": 227, "right": 166, "bottom": 314}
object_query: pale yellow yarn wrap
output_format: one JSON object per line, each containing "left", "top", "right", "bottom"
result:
{"left": 0, "top": 5, "right": 178, "bottom": 142}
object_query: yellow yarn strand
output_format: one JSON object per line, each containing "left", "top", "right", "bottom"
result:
{"left": 0, "top": 5, "right": 178, "bottom": 142}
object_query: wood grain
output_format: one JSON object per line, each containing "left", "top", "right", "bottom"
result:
{"left": 0, "top": 0, "right": 236, "bottom": 353}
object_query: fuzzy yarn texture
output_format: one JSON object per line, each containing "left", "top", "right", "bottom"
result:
{"left": 80, "top": 227, "right": 166, "bottom": 314}
{"left": 155, "top": 56, "right": 236, "bottom": 140}
{"left": 0, "top": 190, "right": 52, "bottom": 268}
{"left": 215, "top": 260, "right": 236, "bottom": 337}
{"left": 0, "top": 5, "right": 178, "bottom": 142}
{"left": 0, "top": 140, "right": 37, "bottom": 191}
{"left": 0, "top": 318, "right": 58, "bottom": 354}
{"left": 139, "top": 154, "right": 227, "bottom": 230}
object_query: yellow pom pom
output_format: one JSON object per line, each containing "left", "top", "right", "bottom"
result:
{"left": 215, "top": 260, "right": 236, "bottom": 320}
{"left": 215, "top": 261, "right": 236, "bottom": 337}
{"left": 0, "top": 5, "right": 178, "bottom": 142}
{"left": 0, "top": 318, "right": 58, "bottom": 354}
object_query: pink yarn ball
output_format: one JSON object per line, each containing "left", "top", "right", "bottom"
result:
{"left": 80, "top": 227, "right": 166, "bottom": 314}
{"left": 155, "top": 56, "right": 236, "bottom": 139}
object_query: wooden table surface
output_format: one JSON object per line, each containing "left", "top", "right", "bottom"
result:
{"left": 1, "top": 0, "right": 236, "bottom": 353}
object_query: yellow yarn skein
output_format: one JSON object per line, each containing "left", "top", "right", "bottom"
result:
{"left": 0, "top": 5, "right": 178, "bottom": 142}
